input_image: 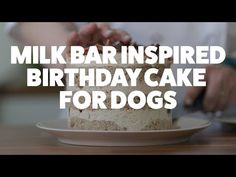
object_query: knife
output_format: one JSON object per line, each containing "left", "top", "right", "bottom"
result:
{"left": 173, "top": 56, "right": 236, "bottom": 120}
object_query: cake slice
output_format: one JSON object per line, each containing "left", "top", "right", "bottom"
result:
{"left": 66, "top": 41, "right": 173, "bottom": 131}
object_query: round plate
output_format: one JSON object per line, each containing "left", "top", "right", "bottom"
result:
{"left": 215, "top": 115, "right": 236, "bottom": 124}
{"left": 36, "top": 117, "right": 211, "bottom": 146}
{"left": 215, "top": 115, "right": 236, "bottom": 130}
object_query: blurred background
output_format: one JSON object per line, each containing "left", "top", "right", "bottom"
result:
{"left": 0, "top": 22, "right": 62, "bottom": 125}
{"left": 0, "top": 22, "right": 236, "bottom": 125}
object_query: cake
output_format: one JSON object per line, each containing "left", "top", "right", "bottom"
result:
{"left": 66, "top": 41, "right": 173, "bottom": 131}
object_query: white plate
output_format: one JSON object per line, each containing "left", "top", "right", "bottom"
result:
{"left": 36, "top": 117, "right": 211, "bottom": 146}
{"left": 215, "top": 115, "right": 236, "bottom": 124}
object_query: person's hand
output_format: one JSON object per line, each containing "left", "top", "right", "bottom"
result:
{"left": 66, "top": 23, "right": 131, "bottom": 48}
{"left": 184, "top": 65, "right": 236, "bottom": 112}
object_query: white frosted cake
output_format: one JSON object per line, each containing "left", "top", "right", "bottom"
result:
{"left": 66, "top": 42, "right": 173, "bottom": 131}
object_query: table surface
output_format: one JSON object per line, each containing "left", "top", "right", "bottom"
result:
{"left": 1, "top": 121, "right": 236, "bottom": 155}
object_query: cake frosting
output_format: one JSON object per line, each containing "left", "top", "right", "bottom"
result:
{"left": 66, "top": 42, "right": 173, "bottom": 131}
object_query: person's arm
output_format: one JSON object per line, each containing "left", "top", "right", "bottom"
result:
{"left": 9, "top": 22, "right": 131, "bottom": 69}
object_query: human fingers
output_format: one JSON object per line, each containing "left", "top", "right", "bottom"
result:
{"left": 184, "top": 87, "right": 205, "bottom": 107}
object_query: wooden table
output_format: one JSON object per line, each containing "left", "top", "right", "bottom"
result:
{"left": 1, "top": 122, "right": 236, "bottom": 155}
